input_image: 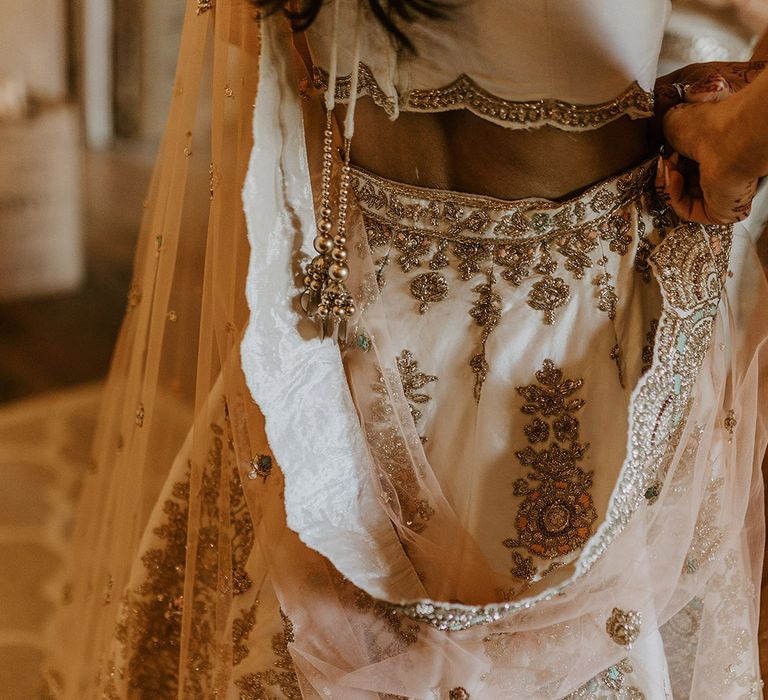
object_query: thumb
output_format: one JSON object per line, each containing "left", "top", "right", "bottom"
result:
{"left": 663, "top": 103, "right": 704, "bottom": 161}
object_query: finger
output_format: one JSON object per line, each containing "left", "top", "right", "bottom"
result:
{"left": 685, "top": 75, "right": 731, "bottom": 103}
{"left": 663, "top": 104, "right": 705, "bottom": 161}
{"left": 663, "top": 160, "right": 718, "bottom": 224}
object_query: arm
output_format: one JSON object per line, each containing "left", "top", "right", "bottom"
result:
{"left": 661, "top": 63, "right": 768, "bottom": 223}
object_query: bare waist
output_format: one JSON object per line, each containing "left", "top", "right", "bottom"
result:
{"left": 344, "top": 98, "right": 652, "bottom": 202}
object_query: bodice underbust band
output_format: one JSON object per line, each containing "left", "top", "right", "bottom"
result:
{"left": 312, "top": 63, "right": 655, "bottom": 131}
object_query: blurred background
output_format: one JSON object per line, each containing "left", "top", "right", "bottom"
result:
{"left": 0, "top": 2, "right": 186, "bottom": 697}
{"left": 0, "top": 0, "right": 766, "bottom": 698}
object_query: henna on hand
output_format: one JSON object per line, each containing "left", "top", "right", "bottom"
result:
{"left": 651, "top": 61, "right": 767, "bottom": 147}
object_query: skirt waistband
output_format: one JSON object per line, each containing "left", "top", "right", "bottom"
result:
{"left": 350, "top": 158, "right": 657, "bottom": 245}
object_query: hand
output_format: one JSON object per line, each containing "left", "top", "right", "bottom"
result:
{"left": 659, "top": 98, "right": 760, "bottom": 224}
{"left": 652, "top": 61, "right": 767, "bottom": 146}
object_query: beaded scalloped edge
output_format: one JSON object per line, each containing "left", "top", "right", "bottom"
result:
{"left": 312, "top": 64, "right": 654, "bottom": 129}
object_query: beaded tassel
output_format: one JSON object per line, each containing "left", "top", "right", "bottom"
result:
{"left": 300, "top": 109, "right": 356, "bottom": 342}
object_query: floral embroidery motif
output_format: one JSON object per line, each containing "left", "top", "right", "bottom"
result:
{"left": 314, "top": 64, "right": 654, "bottom": 129}
{"left": 396, "top": 201, "right": 732, "bottom": 633}
{"left": 470, "top": 270, "right": 502, "bottom": 401}
{"left": 352, "top": 586, "right": 420, "bottom": 652}
{"left": 247, "top": 454, "right": 273, "bottom": 482}
{"left": 230, "top": 463, "right": 255, "bottom": 596}
{"left": 353, "top": 162, "right": 653, "bottom": 329}
{"left": 112, "top": 469, "right": 190, "bottom": 697}
{"left": 410, "top": 271, "right": 449, "bottom": 313}
{"left": 605, "top": 608, "right": 642, "bottom": 649}
{"left": 661, "top": 596, "right": 704, "bottom": 698}
{"left": 449, "top": 688, "right": 470, "bottom": 700}
{"left": 563, "top": 659, "right": 647, "bottom": 699}
{"left": 396, "top": 349, "right": 438, "bottom": 425}
{"left": 641, "top": 318, "right": 659, "bottom": 374}
{"left": 684, "top": 477, "right": 724, "bottom": 574}
{"left": 235, "top": 612, "right": 301, "bottom": 699}
{"left": 528, "top": 275, "right": 571, "bottom": 324}
{"left": 232, "top": 603, "right": 258, "bottom": 666}
{"left": 724, "top": 409, "right": 737, "bottom": 434}
{"left": 369, "top": 362, "right": 436, "bottom": 531}
{"left": 107, "top": 418, "right": 255, "bottom": 698}
{"left": 504, "top": 360, "right": 597, "bottom": 573}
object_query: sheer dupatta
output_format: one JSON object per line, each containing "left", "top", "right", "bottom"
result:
{"left": 45, "top": 2, "right": 768, "bottom": 698}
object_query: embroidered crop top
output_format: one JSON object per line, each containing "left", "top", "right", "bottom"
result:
{"left": 306, "top": 0, "right": 671, "bottom": 130}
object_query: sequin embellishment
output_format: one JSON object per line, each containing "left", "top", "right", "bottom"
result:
{"left": 368, "top": 356, "right": 437, "bottom": 531}
{"left": 314, "top": 65, "right": 654, "bottom": 130}
{"left": 563, "top": 659, "right": 646, "bottom": 699}
{"left": 449, "top": 688, "right": 470, "bottom": 700}
{"left": 606, "top": 608, "right": 642, "bottom": 648}
{"left": 352, "top": 162, "right": 653, "bottom": 328}
{"left": 504, "top": 360, "right": 597, "bottom": 573}
{"left": 396, "top": 349, "right": 438, "bottom": 426}
{"left": 469, "top": 270, "right": 502, "bottom": 401}
{"left": 393, "top": 201, "right": 731, "bottom": 631}
{"left": 410, "top": 271, "right": 449, "bottom": 313}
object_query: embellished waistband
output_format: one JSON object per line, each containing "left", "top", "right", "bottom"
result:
{"left": 350, "top": 158, "right": 656, "bottom": 246}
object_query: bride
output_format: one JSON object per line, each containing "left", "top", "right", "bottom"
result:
{"left": 45, "top": 0, "right": 768, "bottom": 697}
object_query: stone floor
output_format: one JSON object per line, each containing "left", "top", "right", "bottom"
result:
{"left": 0, "top": 384, "right": 100, "bottom": 699}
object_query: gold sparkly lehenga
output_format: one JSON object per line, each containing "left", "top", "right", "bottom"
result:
{"left": 45, "top": 2, "right": 768, "bottom": 698}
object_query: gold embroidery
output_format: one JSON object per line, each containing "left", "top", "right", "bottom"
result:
{"left": 352, "top": 162, "right": 653, "bottom": 327}
{"left": 610, "top": 343, "right": 626, "bottom": 389}
{"left": 469, "top": 270, "right": 502, "bottom": 401}
{"left": 232, "top": 603, "right": 258, "bottom": 666}
{"left": 563, "top": 659, "right": 647, "bottom": 699}
{"left": 312, "top": 64, "right": 396, "bottom": 115}
{"left": 410, "top": 271, "right": 449, "bottom": 313}
{"left": 395, "top": 207, "right": 732, "bottom": 633}
{"left": 235, "top": 612, "right": 301, "bottom": 699}
{"left": 724, "top": 408, "right": 737, "bottom": 434}
{"left": 641, "top": 318, "right": 659, "bottom": 374}
{"left": 197, "top": 0, "right": 214, "bottom": 14}
{"left": 352, "top": 587, "right": 420, "bottom": 651}
{"left": 504, "top": 360, "right": 596, "bottom": 570}
{"left": 685, "top": 477, "right": 724, "bottom": 574}
{"left": 113, "top": 471, "right": 190, "bottom": 696}
{"left": 605, "top": 608, "right": 642, "bottom": 649}
{"left": 369, "top": 361, "right": 436, "bottom": 530}
{"left": 248, "top": 454, "right": 273, "bottom": 482}
{"left": 449, "top": 688, "right": 470, "bottom": 700}
{"left": 528, "top": 275, "right": 570, "bottom": 324}
{"left": 183, "top": 423, "right": 227, "bottom": 698}
{"left": 230, "top": 464, "right": 255, "bottom": 595}
{"left": 314, "top": 65, "right": 654, "bottom": 129}
{"left": 112, "top": 420, "right": 253, "bottom": 697}
{"left": 396, "top": 349, "right": 438, "bottom": 425}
